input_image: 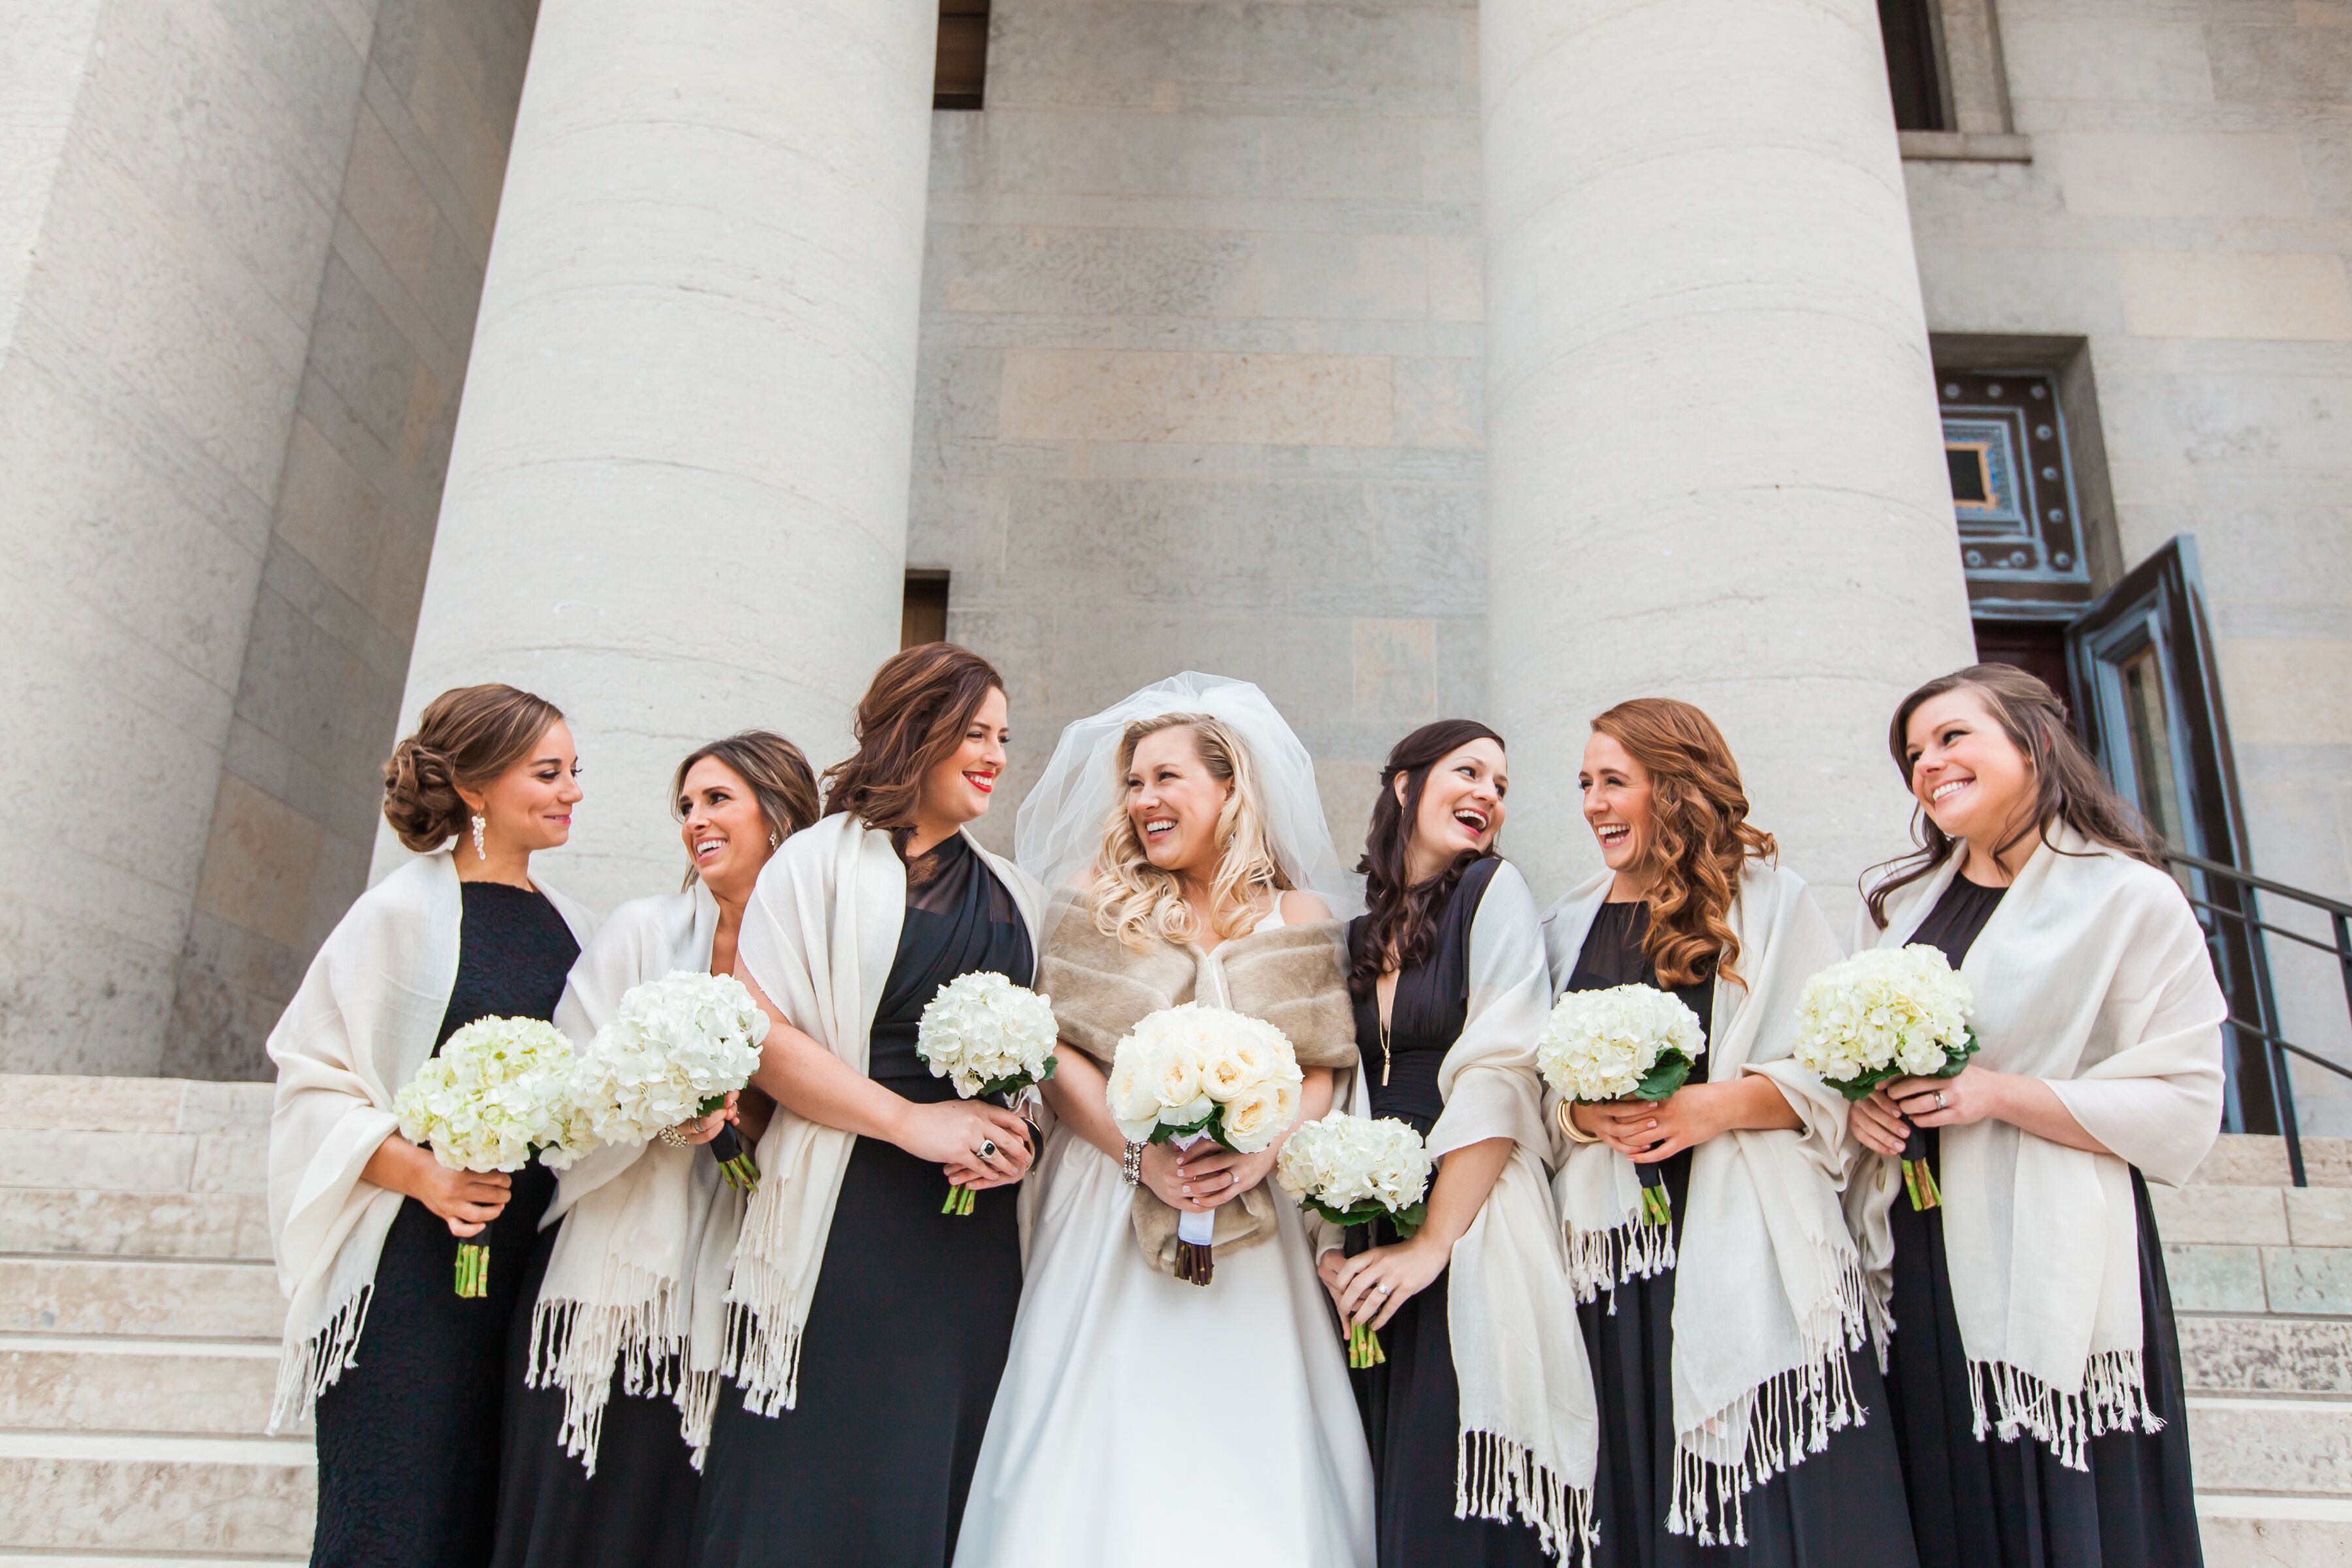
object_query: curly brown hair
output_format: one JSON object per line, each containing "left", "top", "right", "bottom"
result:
{"left": 1350, "top": 719, "right": 1505, "bottom": 1000}
{"left": 1590, "top": 698, "right": 1775, "bottom": 988}
{"left": 822, "top": 643, "right": 1004, "bottom": 855}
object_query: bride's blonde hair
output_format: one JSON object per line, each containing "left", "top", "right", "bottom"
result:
{"left": 1091, "top": 713, "right": 1291, "bottom": 951}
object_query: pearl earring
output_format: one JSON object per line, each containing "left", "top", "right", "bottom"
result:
{"left": 470, "top": 814, "right": 487, "bottom": 860}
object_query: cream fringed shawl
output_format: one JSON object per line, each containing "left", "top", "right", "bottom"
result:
{"left": 265, "top": 851, "right": 595, "bottom": 1429}
{"left": 1341, "top": 860, "right": 1600, "bottom": 1561}
{"left": 723, "top": 813, "right": 1045, "bottom": 1418}
{"left": 1542, "top": 861, "right": 1863, "bottom": 1545}
{"left": 1850, "top": 828, "right": 2225, "bottom": 1468}
{"left": 1036, "top": 890, "right": 1357, "bottom": 1273}
{"left": 525, "top": 885, "right": 746, "bottom": 1471}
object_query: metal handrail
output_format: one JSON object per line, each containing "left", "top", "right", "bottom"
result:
{"left": 2160, "top": 848, "right": 2352, "bottom": 1186}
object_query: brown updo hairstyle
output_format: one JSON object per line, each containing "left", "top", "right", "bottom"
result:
{"left": 1864, "top": 663, "right": 2160, "bottom": 926}
{"left": 382, "top": 683, "right": 565, "bottom": 853}
{"left": 1592, "top": 698, "right": 1776, "bottom": 988}
{"left": 1350, "top": 718, "right": 1505, "bottom": 1000}
{"left": 822, "top": 642, "right": 1004, "bottom": 853}
{"left": 671, "top": 730, "right": 823, "bottom": 889}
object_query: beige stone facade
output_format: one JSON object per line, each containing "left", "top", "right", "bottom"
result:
{"left": 1, "top": 0, "right": 2346, "bottom": 1134}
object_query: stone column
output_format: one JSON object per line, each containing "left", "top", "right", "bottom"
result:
{"left": 1478, "top": 0, "right": 1977, "bottom": 905}
{"left": 389, "top": 0, "right": 939, "bottom": 906}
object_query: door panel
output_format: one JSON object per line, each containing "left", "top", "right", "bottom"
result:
{"left": 2066, "top": 536, "right": 2284, "bottom": 1132}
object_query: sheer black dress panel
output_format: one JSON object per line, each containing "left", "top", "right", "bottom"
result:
{"left": 1565, "top": 900, "right": 1916, "bottom": 1568}
{"left": 691, "top": 834, "right": 1036, "bottom": 1568}
{"left": 311, "top": 882, "right": 580, "bottom": 1568}
{"left": 1346, "top": 857, "right": 1550, "bottom": 1567}
{"left": 1885, "top": 874, "right": 2202, "bottom": 1568}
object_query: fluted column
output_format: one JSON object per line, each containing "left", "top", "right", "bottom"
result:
{"left": 389, "top": 0, "right": 939, "bottom": 904}
{"left": 1478, "top": 0, "right": 1977, "bottom": 904}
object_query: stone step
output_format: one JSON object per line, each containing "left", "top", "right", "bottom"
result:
{"left": 0, "top": 1128, "right": 267, "bottom": 1196}
{"left": 0, "top": 1075, "right": 272, "bottom": 1136}
{"left": 0, "top": 1431, "right": 312, "bottom": 1556}
{"left": 2189, "top": 1396, "right": 2352, "bottom": 1497}
{"left": 0, "top": 1256, "right": 282, "bottom": 1341}
{"left": 2184, "top": 1315, "right": 2352, "bottom": 1397}
{"left": 2197, "top": 1495, "right": 2352, "bottom": 1567}
{"left": 2166, "top": 1243, "right": 2352, "bottom": 1316}
{"left": 0, "top": 1334, "right": 294, "bottom": 1437}
{"left": 0, "top": 1558, "right": 302, "bottom": 1567}
{"left": 2191, "top": 1135, "right": 2352, "bottom": 1188}
{"left": 0, "top": 1188, "right": 271, "bottom": 1261}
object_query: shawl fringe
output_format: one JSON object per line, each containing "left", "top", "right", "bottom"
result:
{"left": 525, "top": 1267, "right": 691, "bottom": 1476}
{"left": 269, "top": 1282, "right": 374, "bottom": 1433}
{"left": 1457, "top": 1428, "right": 1597, "bottom": 1564}
{"left": 1968, "top": 1350, "right": 2160, "bottom": 1471}
{"left": 1665, "top": 1250, "right": 1872, "bottom": 1546}
{"left": 678, "top": 1365, "right": 721, "bottom": 1471}
{"left": 721, "top": 1290, "right": 805, "bottom": 1418}
{"left": 1565, "top": 1215, "right": 1676, "bottom": 1307}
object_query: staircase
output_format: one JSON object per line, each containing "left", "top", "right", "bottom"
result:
{"left": 0, "top": 1075, "right": 306, "bottom": 1564}
{"left": 2170, "top": 1134, "right": 2352, "bottom": 1566}
{"left": 0, "top": 1075, "right": 2345, "bottom": 1563}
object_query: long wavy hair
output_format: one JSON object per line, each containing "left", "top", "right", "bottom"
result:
{"left": 823, "top": 642, "right": 1003, "bottom": 858}
{"left": 671, "top": 730, "right": 822, "bottom": 890}
{"left": 1864, "top": 663, "right": 2161, "bottom": 926}
{"left": 1351, "top": 719, "right": 1505, "bottom": 1000}
{"left": 1090, "top": 713, "right": 1291, "bottom": 952}
{"left": 1592, "top": 698, "right": 1775, "bottom": 988}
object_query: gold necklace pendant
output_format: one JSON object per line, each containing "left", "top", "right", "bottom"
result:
{"left": 1378, "top": 1015, "right": 1392, "bottom": 1086}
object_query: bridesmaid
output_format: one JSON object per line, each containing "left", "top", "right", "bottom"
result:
{"left": 1324, "top": 720, "right": 1597, "bottom": 1564}
{"left": 493, "top": 732, "right": 822, "bottom": 1568}
{"left": 1848, "top": 664, "right": 2224, "bottom": 1568}
{"left": 691, "top": 644, "right": 1045, "bottom": 1567}
{"left": 269, "top": 684, "right": 593, "bottom": 1568}
{"left": 1544, "top": 698, "right": 1916, "bottom": 1565}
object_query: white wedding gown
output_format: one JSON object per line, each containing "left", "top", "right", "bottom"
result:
{"left": 953, "top": 905, "right": 1375, "bottom": 1567}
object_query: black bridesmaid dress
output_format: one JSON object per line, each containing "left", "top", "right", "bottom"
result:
{"left": 1347, "top": 857, "right": 1550, "bottom": 1568}
{"left": 690, "top": 834, "right": 1035, "bottom": 1568}
{"left": 1884, "top": 874, "right": 2202, "bottom": 1568}
{"left": 310, "top": 881, "right": 581, "bottom": 1568}
{"left": 488, "top": 1211, "right": 702, "bottom": 1567}
{"left": 1563, "top": 900, "right": 1917, "bottom": 1568}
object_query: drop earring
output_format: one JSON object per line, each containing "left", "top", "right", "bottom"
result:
{"left": 769, "top": 832, "right": 780, "bottom": 850}
{"left": 470, "top": 814, "right": 487, "bottom": 860}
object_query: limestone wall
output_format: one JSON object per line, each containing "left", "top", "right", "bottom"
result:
{"left": 1907, "top": 1, "right": 2352, "bottom": 1126}
{"left": 0, "top": 0, "right": 382, "bottom": 1075}
{"left": 157, "top": 0, "right": 536, "bottom": 1080}
{"left": 908, "top": 0, "right": 1489, "bottom": 873}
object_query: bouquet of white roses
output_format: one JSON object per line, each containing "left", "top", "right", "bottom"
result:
{"left": 1105, "top": 1002, "right": 1304, "bottom": 1285}
{"left": 569, "top": 970, "right": 770, "bottom": 1192}
{"left": 395, "top": 1015, "right": 587, "bottom": 1296}
{"left": 1793, "top": 944, "right": 1979, "bottom": 1211}
{"left": 915, "top": 970, "right": 1061, "bottom": 1215}
{"left": 1536, "top": 984, "right": 1706, "bottom": 1227}
{"left": 1275, "top": 1113, "right": 1432, "bottom": 1367}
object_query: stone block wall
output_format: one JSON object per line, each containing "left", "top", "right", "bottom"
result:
{"left": 1904, "top": 1, "right": 2352, "bottom": 1130}
{"left": 907, "top": 0, "right": 1489, "bottom": 869}
{"left": 160, "top": 0, "right": 537, "bottom": 1080}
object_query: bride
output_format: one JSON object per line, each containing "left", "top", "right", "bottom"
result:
{"left": 954, "top": 674, "right": 1375, "bottom": 1567}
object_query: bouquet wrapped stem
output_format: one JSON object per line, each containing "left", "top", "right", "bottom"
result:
{"left": 454, "top": 1241, "right": 489, "bottom": 1298}
{"left": 701, "top": 1094, "right": 760, "bottom": 1194}
{"left": 917, "top": 972, "right": 1062, "bottom": 1217}
{"left": 1791, "top": 944, "right": 1981, "bottom": 1213}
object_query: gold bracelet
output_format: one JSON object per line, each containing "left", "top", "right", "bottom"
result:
{"left": 1556, "top": 1101, "right": 1603, "bottom": 1144}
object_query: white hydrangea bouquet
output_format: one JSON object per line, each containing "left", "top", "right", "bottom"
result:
{"left": 916, "top": 970, "right": 1060, "bottom": 1215}
{"left": 1106, "top": 1002, "right": 1304, "bottom": 1286}
{"left": 1275, "top": 1113, "right": 1432, "bottom": 1367}
{"left": 570, "top": 970, "right": 770, "bottom": 1193}
{"left": 1793, "top": 944, "right": 1980, "bottom": 1211}
{"left": 1536, "top": 984, "right": 1707, "bottom": 1228}
{"left": 395, "top": 1016, "right": 588, "bottom": 1297}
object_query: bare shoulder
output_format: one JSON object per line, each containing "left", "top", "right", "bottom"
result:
{"left": 1279, "top": 889, "right": 1331, "bottom": 923}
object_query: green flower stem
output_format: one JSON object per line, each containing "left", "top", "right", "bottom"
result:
{"left": 454, "top": 1241, "right": 489, "bottom": 1298}
{"left": 1347, "top": 1321, "right": 1386, "bottom": 1369}
{"left": 941, "top": 1183, "right": 977, "bottom": 1216}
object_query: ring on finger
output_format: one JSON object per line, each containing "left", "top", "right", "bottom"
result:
{"left": 980, "top": 1138, "right": 998, "bottom": 1160}
{"left": 1933, "top": 1091, "right": 1948, "bottom": 1111}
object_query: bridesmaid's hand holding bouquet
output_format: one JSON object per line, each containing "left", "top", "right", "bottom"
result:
{"left": 916, "top": 971, "right": 1060, "bottom": 1214}
{"left": 1537, "top": 985, "right": 1705, "bottom": 1226}
{"left": 1794, "top": 945, "right": 1978, "bottom": 1210}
